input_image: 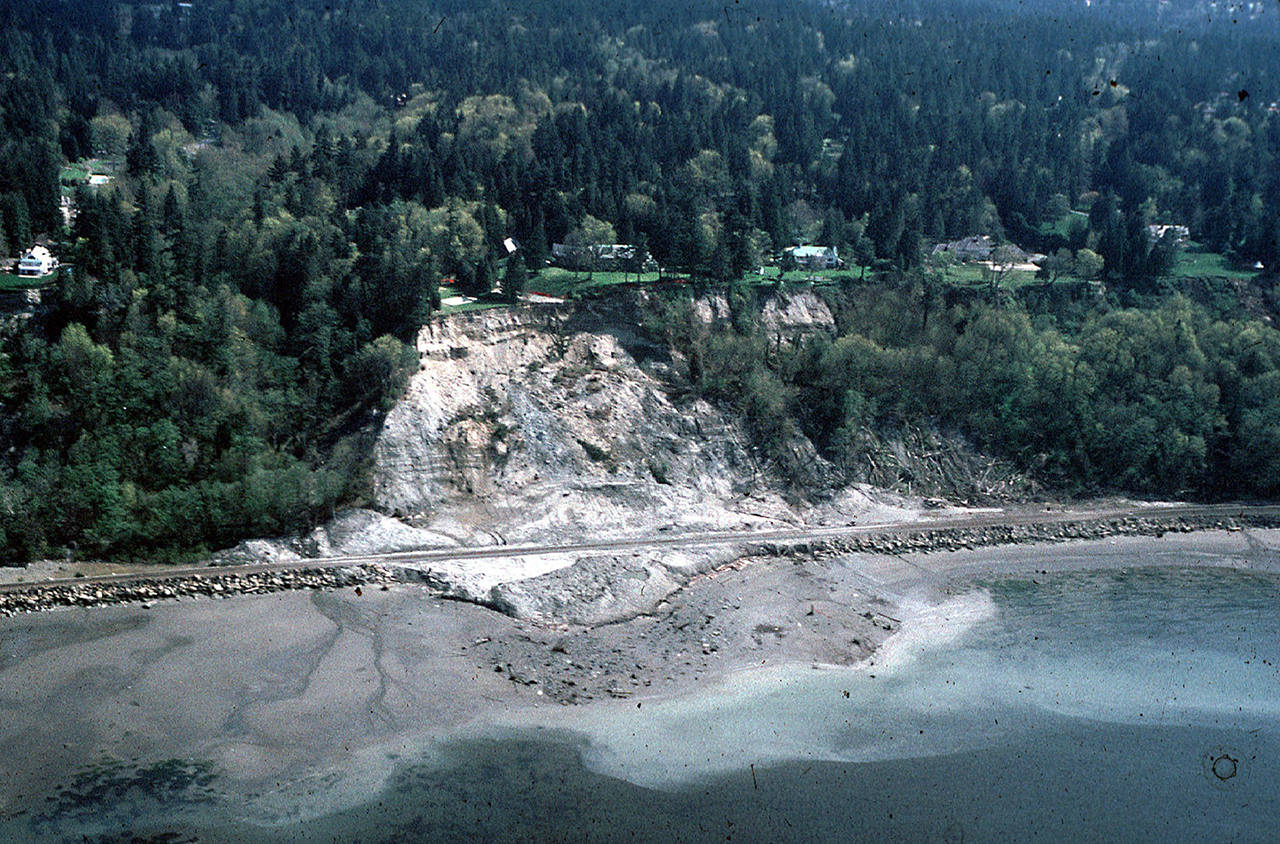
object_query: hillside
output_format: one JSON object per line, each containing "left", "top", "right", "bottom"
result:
{"left": 369, "top": 290, "right": 903, "bottom": 544}
{"left": 4, "top": 0, "right": 1280, "bottom": 561}
{"left": 213, "top": 288, "right": 926, "bottom": 563}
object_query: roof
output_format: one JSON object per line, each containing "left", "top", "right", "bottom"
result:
{"left": 786, "top": 245, "right": 836, "bottom": 257}
{"left": 932, "top": 235, "right": 995, "bottom": 256}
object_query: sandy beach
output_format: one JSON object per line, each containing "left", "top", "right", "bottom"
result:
{"left": 0, "top": 526, "right": 1277, "bottom": 829}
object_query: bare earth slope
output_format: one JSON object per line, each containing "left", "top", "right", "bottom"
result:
{"left": 370, "top": 290, "right": 902, "bottom": 549}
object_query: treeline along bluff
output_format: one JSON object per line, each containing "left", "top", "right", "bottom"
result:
{"left": 2, "top": 0, "right": 1280, "bottom": 561}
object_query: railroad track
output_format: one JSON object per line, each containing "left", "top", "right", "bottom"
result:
{"left": 2, "top": 501, "right": 1276, "bottom": 595}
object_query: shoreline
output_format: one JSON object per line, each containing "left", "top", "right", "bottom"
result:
{"left": 0, "top": 524, "right": 1278, "bottom": 830}
{"left": 0, "top": 507, "right": 1276, "bottom": 617}
{"left": 898, "top": 526, "right": 1280, "bottom": 595}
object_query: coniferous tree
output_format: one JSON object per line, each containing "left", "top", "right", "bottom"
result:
{"left": 502, "top": 253, "right": 528, "bottom": 303}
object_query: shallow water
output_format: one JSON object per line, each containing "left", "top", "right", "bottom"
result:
{"left": 11, "top": 566, "right": 1280, "bottom": 842}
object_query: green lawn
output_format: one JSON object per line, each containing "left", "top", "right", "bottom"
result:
{"left": 0, "top": 271, "right": 53, "bottom": 291}
{"left": 60, "top": 164, "right": 90, "bottom": 183}
{"left": 1170, "top": 246, "right": 1258, "bottom": 280}
{"left": 768, "top": 267, "right": 870, "bottom": 285}
{"left": 528, "top": 267, "right": 662, "bottom": 296}
{"left": 444, "top": 243, "right": 1257, "bottom": 314}
{"left": 939, "top": 243, "right": 1258, "bottom": 291}
{"left": 437, "top": 299, "right": 507, "bottom": 315}
{"left": 528, "top": 265, "right": 879, "bottom": 296}
{"left": 937, "top": 263, "right": 1041, "bottom": 289}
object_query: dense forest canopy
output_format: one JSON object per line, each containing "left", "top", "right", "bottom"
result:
{"left": 2, "top": 0, "right": 1280, "bottom": 560}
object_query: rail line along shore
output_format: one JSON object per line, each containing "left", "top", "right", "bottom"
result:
{"left": 3, "top": 505, "right": 1276, "bottom": 618}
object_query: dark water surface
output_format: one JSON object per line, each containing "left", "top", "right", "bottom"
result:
{"left": 299, "top": 719, "right": 1277, "bottom": 843}
{"left": 11, "top": 567, "right": 1280, "bottom": 842}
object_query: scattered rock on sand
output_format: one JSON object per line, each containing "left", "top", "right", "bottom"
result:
{"left": 486, "top": 548, "right": 739, "bottom": 625}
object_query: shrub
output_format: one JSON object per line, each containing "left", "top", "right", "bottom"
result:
{"left": 342, "top": 335, "right": 420, "bottom": 410}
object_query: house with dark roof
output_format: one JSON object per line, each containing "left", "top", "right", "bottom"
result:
{"left": 931, "top": 235, "right": 995, "bottom": 261}
{"left": 550, "top": 242, "right": 651, "bottom": 271}
{"left": 1146, "top": 224, "right": 1189, "bottom": 245}
{"left": 931, "top": 235, "right": 1033, "bottom": 264}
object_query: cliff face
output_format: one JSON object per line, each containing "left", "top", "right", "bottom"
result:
{"left": 693, "top": 288, "right": 837, "bottom": 334}
{"left": 368, "top": 289, "right": 883, "bottom": 546}
{"left": 210, "top": 288, "right": 916, "bottom": 618}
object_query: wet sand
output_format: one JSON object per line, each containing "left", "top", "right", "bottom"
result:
{"left": 0, "top": 528, "right": 1277, "bottom": 829}
{"left": 883, "top": 526, "right": 1280, "bottom": 596}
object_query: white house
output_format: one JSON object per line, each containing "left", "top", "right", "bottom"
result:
{"left": 784, "top": 245, "right": 843, "bottom": 269}
{"left": 16, "top": 245, "right": 55, "bottom": 278}
{"left": 1147, "top": 224, "right": 1190, "bottom": 244}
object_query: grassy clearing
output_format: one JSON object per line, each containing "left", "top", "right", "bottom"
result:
{"left": 451, "top": 243, "right": 1258, "bottom": 312}
{"left": 436, "top": 299, "right": 507, "bottom": 315}
{"left": 0, "top": 272, "right": 53, "bottom": 291}
{"left": 528, "top": 265, "right": 879, "bottom": 296}
{"left": 528, "top": 267, "right": 662, "bottom": 296}
{"left": 1171, "top": 246, "right": 1258, "bottom": 280}
{"left": 936, "top": 263, "right": 1041, "bottom": 288}
{"left": 769, "top": 267, "right": 872, "bottom": 285}
{"left": 60, "top": 164, "right": 90, "bottom": 183}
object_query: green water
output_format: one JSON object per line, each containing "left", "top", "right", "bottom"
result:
{"left": 14, "top": 567, "right": 1280, "bottom": 842}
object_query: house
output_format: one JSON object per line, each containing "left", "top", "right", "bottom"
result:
{"left": 931, "top": 235, "right": 1033, "bottom": 264}
{"left": 783, "top": 245, "right": 843, "bottom": 269}
{"left": 593, "top": 244, "right": 633, "bottom": 263}
{"left": 932, "top": 235, "right": 996, "bottom": 262}
{"left": 16, "top": 246, "right": 56, "bottom": 278}
{"left": 550, "top": 242, "right": 651, "bottom": 271}
{"left": 141, "top": 2, "right": 193, "bottom": 16}
{"left": 1147, "top": 224, "right": 1189, "bottom": 245}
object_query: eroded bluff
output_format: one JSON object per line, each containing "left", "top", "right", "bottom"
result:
{"left": 370, "top": 290, "right": 891, "bottom": 546}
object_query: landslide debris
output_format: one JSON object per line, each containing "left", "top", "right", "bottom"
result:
{"left": 368, "top": 290, "right": 883, "bottom": 547}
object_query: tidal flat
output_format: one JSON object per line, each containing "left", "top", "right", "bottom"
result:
{"left": 1, "top": 529, "right": 1277, "bottom": 841}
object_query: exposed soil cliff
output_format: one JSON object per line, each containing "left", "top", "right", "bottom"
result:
{"left": 207, "top": 289, "right": 941, "bottom": 624}
{"left": 369, "top": 289, "right": 904, "bottom": 548}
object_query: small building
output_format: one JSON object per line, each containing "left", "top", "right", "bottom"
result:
{"left": 1147, "top": 224, "right": 1189, "bottom": 245}
{"left": 550, "top": 242, "right": 652, "bottom": 271}
{"left": 932, "top": 235, "right": 995, "bottom": 262}
{"left": 16, "top": 246, "right": 55, "bottom": 278}
{"left": 783, "top": 245, "right": 843, "bottom": 269}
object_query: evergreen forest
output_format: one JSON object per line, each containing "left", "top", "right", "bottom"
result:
{"left": 3, "top": 0, "right": 1280, "bottom": 560}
